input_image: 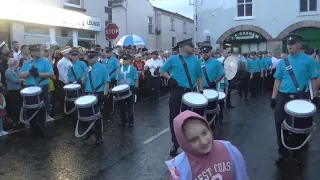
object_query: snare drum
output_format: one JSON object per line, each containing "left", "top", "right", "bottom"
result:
{"left": 74, "top": 95, "right": 101, "bottom": 121}
{"left": 181, "top": 92, "right": 208, "bottom": 116}
{"left": 20, "top": 86, "right": 44, "bottom": 108}
{"left": 112, "top": 84, "right": 132, "bottom": 101}
{"left": 63, "top": 84, "right": 82, "bottom": 101}
{"left": 218, "top": 91, "right": 226, "bottom": 102}
{"left": 282, "top": 99, "right": 317, "bottom": 150}
{"left": 203, "top": 89, "right": 219, "bottom": 114}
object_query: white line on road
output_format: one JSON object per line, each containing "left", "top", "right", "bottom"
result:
{"left": 142, "top": 127, "right": 170, "bottom": 145}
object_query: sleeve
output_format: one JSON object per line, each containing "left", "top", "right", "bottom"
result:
{"left": 20, "top": 61, "right": 30, "bottom": 73}
{"left": 216, "top": 61, "right": 225, "bottom": 77}
{"left": 310, "top": 59, "right": 319, "bottom": 79}
{"left": 5, "top": 70, "right": 22, "bottom": 84}
{"left": 103, "top": 67, "right": 110, "bottom": 83}
{"left": 115, "top": 59, "right": 120, "bottom": 69}
{"left": 195, "top": 59, "right": 202, "bottom": 79}
{"left": 160, "top": 57, "right": 173, "bottom": 73}
{"left": 273, "top": 61, "right": 283, "bottom": 80}
{"left": 133, "top": 67, "right": 139, "bottom": 80}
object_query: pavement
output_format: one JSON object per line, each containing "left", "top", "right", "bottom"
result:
{"left": 0, "top": 92, "right": 320, "bottom": 180}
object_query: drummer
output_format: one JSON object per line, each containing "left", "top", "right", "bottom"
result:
{"left": 67, "top": 49, "right": 87, "bottom": 84}
{"left": 160, "top": 38, "right": 204, "bottom": 156}
{"left": 83, "top": 50, "right": 110, "bottom": 145}
{"left": 102, "top": 47, "right": 120, "bottom": 115}
{"left": 248, "top": 51, "right": 262, "bottom": 98}
{"left": 19, "top": 44, "right": 54, "bottom": 137}
{"left": 270, "top": 33, "right": 319, "bottom": 165}
{"left": 116, "top": 54, "right": 138, "bottom": 127}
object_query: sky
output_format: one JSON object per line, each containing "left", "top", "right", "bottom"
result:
{"left": 149, "top": 0, "right": 194, "bottom": 19}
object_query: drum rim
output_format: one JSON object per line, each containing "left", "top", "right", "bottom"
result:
{"left": 20, "top": 86, "right": 42, "bottom": 95}
{"left": 63, "top": 84, "right": 81, "bottom": 90}
{"left": 218, "top": 92, "right": 226, "bottom": 100}
{"left": 182, "top": 92, "right": 208, "bottom": 108}
{"left": 284, "top": 100, "right": 316, "bottom": 118}
{"left": 112, "top": 84, "right": 130, "bottom": 93}
{"left": 75, "top": 95, "right": 98, "bottom": 107}
{"left": 203, "top": 89, "right": 219, "bottom": 101}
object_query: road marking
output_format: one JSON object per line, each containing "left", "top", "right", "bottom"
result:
{"left": 159, "top": 94, "right": 169, "bottom": 99}
{"left": 142, "top": 127, "right": 170, "bottom": 145}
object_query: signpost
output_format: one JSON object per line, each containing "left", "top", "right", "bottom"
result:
{"left": 105, "top": 23, "right": 119, "bottom": 40}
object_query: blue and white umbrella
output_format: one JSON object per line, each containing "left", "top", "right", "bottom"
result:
{"left": 116, "top": 35, "right": 147, "bottom": 46}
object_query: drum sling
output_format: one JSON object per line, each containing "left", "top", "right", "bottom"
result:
{"left": 201, "top": 61, "right": 211, "bottom": 88}
{"left": 88, "top": 69, "right": 104, "bottom": 95}
{"left": 70, "top": 66, "right": 80, "bottom": 82}
{"left": 178, "top": 55, "right": 195, "bottom": 91}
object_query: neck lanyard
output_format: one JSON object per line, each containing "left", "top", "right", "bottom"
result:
{"left": 121, "top": 65, "right": 131, "bottom": 79}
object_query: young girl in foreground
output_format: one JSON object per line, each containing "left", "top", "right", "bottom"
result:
{"left": 165, "top": 110, "right": 248, "bottom": 180}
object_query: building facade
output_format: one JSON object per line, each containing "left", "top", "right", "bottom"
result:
{"left": 112, "top": 0, "right": 194, "bottom": 50}
{"left": 196, "top": 0, "right": 320, "bottom": 54}
{"left": 0, "top": 0, "right": 112, "bottom": 48}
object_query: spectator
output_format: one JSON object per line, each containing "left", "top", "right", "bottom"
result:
{"left": 0, "top": 87, "right": 8, "bottom": 136}
{"left": 11, "top": 41, "right": 20, "bottom": 59}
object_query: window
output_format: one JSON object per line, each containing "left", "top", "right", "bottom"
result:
{"left": 105, "top": 21, "right": 112, "bottom": 26}
{"left": 78, "top": 30, "right": 95, "bottom": 39}
{"left": 171, "top": 18, "right": 175, "bottom": 31}
{"left": 105, "top": 7, "right": 112, "bottom": 14}
{"left": 109, "top": 41, "right": 112, "bottom": 48}
{"left": 183, "top": 22, "right": 187, "bottom": 34}
{"left": 108, "top": 0, "right": 113, "bottom": 7}
{"left": 172, "top": 37, "right": 176, "bottom": 47}
{"left": 237, "top": 0, "right": 252, "bottom": 17}
{"left": 64, "top": 0, "right": 82, "bottom": 8}
{"left": 61, "top": 28, "right": 68, "bottom": 37}
{"left": 24, "top": 25, "right": 49, "bottom": 35}
{"left": 108, "top": 14, "right": 113, "bottom": 21}
{"left": 300, "top": 0, "right": 317, "bottom": 12}
{"left": 148, "top": 16, "right": 153, "bottom": 34}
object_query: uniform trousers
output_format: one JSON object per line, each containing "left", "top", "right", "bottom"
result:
{"left": 104, "top": 78, "right": 117, "bottom": 113}
{"left": 56, "top": 80, "right": 66, "bottom": 115}
{"left": 118, "top": 86, "right": 135, "bottom": 124}
{"left": 27, "top": 106, "right": 46, "bottom": 137}
{"left": 6, "top": 90, "right": 23, "bottom": 124}
{"left": 148, "top": 76, "right": 161, "bottom": 101}
{"left": 169, "top": 87, "right": 191, "bottom": 146}
{"left": 250, "top": 72, "right": 262, "bottom": 97}
{"left": 82, "top": 92, "right": 104, "bottom": 139}
{"left": 226, "top": 80, "right": 232, "bottom": 105}
{"left": 274, "top": 92, "right": 310, "bottom": 156}
{"left": 238, "top": 72, "right": 250, "bottom": 98}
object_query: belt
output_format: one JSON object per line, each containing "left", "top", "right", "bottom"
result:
{"left": 279, "top": 91, "right": 310, "bottom": 99}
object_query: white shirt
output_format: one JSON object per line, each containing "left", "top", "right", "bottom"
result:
{"left": 144, "top": 58, "right": 163, "bottom": 77}
{"left": 217, "top": 56, "right": 225, "bottom": 63}
{"left": 57, "top": 57, "right": 72, "bottom": 83}
{"left": 12, "top": 50, "right": 21, "bottom": 59}
{"left": 271, "top": 57, "right": 278, "bottom": 69}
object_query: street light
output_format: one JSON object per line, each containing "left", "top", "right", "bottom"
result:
{"left": 189, "top": 0, "right": 197, "bottom": 47}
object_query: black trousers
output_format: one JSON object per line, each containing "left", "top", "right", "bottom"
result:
{"left": 82, "top": 92, "right": 104, "bottom": 139}
{"left": 27, "top": 106, "right": 46, "bottom": 136}
{"left": 104, "top": 78, "right": 117, "bottom": 113}
{"left": 118, "top": 86, "right": 135, "bottom": 124}
{"left": 274, "top": 92, "right": 310, "bottom": 156}
{"left": 148, "top": 76, "right": 161, "bottom": 101}
{"left": 250, "top": 72, "right": 261, "bottom": 97}
{"left": 238, "top": 72, "right": 250, "bottom": 98}
{"left": 6, "top": 90, "right": 22, "bottom": 123}
{"left": 226, "top": 80, "right": 232, "bottom": 105}
{"left": 169, "top": 87, "right": 191, "bottom": 146}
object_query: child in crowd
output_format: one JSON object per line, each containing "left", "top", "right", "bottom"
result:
{"left": 165, "top": 110, "right": 248, "bottom": 180}
{"left": 0, "top": 84, "right": 8, "bottom": 136}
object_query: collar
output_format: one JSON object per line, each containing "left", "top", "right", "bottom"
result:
{"left": 289, "top": 52, "right": 301, "bottom": 59}
{"left": 72, "top": 59, "right": 79, "bottom": 64}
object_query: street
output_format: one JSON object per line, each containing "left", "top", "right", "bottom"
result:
{"left": 0, "top": 93, "right": 320, "bottom": 180}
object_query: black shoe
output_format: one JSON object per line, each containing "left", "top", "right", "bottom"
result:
{"left": 95, "top": 138, "right": 102, "bottom": 145}
{"left": 128, "top": 123, "right": 134, "bottom": 128}
{"left": 83, "top": 134, "right": 92, "bottom": 140}
{"left": 226, "top": 104, "right": 235, "bottom": 108}
{"left": 170, "top": 144, "right": 179, "bottom": 156}
{"left": 275, "top": 155, "right": 286, "bottom": 165}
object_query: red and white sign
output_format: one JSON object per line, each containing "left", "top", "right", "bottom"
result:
{"left": 105, "top": 23, "right": 119, "bottom": 40}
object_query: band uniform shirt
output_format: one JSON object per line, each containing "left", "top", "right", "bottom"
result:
{"left": 145, "top": 58, "right": 163, "bottom": 77}
{"left": 247, "top": 58, "right": 261, "bottom": 73}
{"left": 160, "top": 54, "right": 202, "bottom": 89}
{"left": 117, "top": 64, "right": 138, "bottom": 86}
{"left": 263, "top": 57, "right": 272, "bottom": 70}
{"left": 84, "top": 62, "right": 110, "bottom": 93}
{"left": 57, "top": 57, "right": 72, "bottom": 84}
{"left": 274, "top": 52, "right": 319, "bottom": 93}
{"left": 219, "top": 77, "right": 230, "bottom": 90}
{"left": 67, "top": 60, "right": 87, "bottom": 83}
{"left": 201, "top": 58, "right": 225, "bottom": 88}
{"left": 20, "top": 57, "right": 54, "bottom": 87}
{"left": 102, "top": 56, "right": 120, "bottom": 79}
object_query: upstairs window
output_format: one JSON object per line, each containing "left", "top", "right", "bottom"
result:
{"left": 183, "top": 22, "right": 187, "bottom": 34}
{"left": 300, "top": 0, "right": 317, "bottom": 12}
{"left": 171, "top": 18, "right": 175, "bottom": 31}
{"left": 237, "top": 0, "right": 252, "bottom": 17}
{"left": 64, "top": 0, "right": 82, "bottom": 8}
{"left": 148, "top": 17, "right": 154, "bottom": 34}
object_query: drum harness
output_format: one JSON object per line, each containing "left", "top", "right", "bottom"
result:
{"left": 20, "top": 60, "right": 48, "bottom": 124}
{"left": 75, "top": 66, "right": 104, "bottom": 138}
{"left": 280, "top": 58, "right": 316, "bottom": 150}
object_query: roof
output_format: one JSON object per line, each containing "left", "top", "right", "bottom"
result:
{"left": 153, "top": 7, "right": 194, "bottom": 22}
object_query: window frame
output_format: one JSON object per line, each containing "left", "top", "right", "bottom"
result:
{"left": 172, "top": 37, "right": 176, "bottom": 47}
{"left": 64, "top": 0, "right": 82, "bottom": 8}
{"left": 300, "top": 0, "right": 317, "bottom": 12}
{"left": 183, "top": 22, "right": 187, "bottom": 34}
{"left": 237, "top": 0, "right": 253, "bottom": 17}
{"left": 148, "top": 16, "right": 154, "bottom": 34}
{"left": 170, "top": 18, "right": 175, "bottom": 31}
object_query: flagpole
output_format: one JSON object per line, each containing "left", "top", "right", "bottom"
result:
{"left": 193, "top": 0, "right": 197, "bottom": 47}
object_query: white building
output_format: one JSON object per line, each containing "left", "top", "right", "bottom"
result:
{"left": 196, "top": 0, "right": 320, "bottom": 54}
{"left": 0, "top": 0, "right": 112, "bottom": 48}
{"left": 112, "top": 0, "right": 194, "bottom": 50}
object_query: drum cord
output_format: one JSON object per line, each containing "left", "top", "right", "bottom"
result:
{"left": 281, "top": 122, "right": 316, "bottom": 150}
{"left": 75, "top": 113, "right": 103, "bottom": 138}
{"left": 64, "top": 101, "right": 76, "bottom": 115}
{"left": 19, "top": 103, "right": 45, "bottom": 124}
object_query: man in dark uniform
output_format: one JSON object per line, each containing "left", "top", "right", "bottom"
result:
{"left": 270, "top": 33, "right": 319, "bottom": 165}
{"left": 160, "top": 39, "right": 204, "bottom": 156}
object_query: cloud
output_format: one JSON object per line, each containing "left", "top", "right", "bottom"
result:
{"left": 150, "top": 0, "right": 194, "bottom": 19}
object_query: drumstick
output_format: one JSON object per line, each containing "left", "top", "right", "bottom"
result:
{"left": 309, "top": 81, "right": 314, "bottom": 100}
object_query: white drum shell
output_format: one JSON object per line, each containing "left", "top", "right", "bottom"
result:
{"left": 20, "top": 86, "right": 42, "bottom": 96}
{"left": 75, "top": 95, "right": 98, "bottom": 108}
{"left": 203, "top": 89, "right": 219, "bottom": 102}
{"left": 112, "top": 84, "right": 130, "bottom": 93}
{"left": 64, "top": 84, "right": 81, "bottom": 91}
{"left": 218, "top": 92, "right": 226, "bottom": 101}
{"left": 182, "top": 92, "right": 208, "bottom": 108}
{"left": 284, "top": 100, "right": 316, "bottom": 118}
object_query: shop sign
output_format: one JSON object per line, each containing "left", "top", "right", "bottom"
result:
{"left": 0, "top": 0, "right": 102, "bottom": 32}
{"left": 225, "top": 31, "right": 264, "bottom": 41}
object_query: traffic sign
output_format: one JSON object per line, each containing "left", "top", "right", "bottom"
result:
{"left": 105, "top": 23, "right": 119, "bottom": 40}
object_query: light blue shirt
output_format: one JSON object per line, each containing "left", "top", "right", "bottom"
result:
{"left": 274, "top": 52, "right": 318, "bottom": 93}
{"left": 20, "top": 57, "right": 53, "bottom": 87}
{"left": 68, "top": 60, "right": 87, "bottom": 83}
{"left": 102, "top": 56, "right": 120, "bottom": 79}
{"left": 161, "top": 54, "right": 202, "bottom": 89}
{"left": 200, "top": 58, "right": 225, "bottom": 88}
{"left": 248, "top": 58, "right": 261, "bottom": 73}
{"left": 117, "top": 64, "right": 138, "bottom": 86}
{"left": 220, "top": 77, "right": 229, "bottom": 90}
{"left": 263, "top": 57, "right": 272, "bottom": 70}
{"left": 84, "top": 62, "right": 110, "bottom": 93}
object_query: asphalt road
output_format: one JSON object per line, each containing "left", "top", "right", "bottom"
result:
{"left": 0, "top": 93, "right": 320, "bottom": 180}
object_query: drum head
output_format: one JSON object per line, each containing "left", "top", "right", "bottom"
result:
{"left": 285, "top": 100, "right": 316, "bottom": 117}
{"left": 203, "top": 89, "right": 219, "bottom": 101}
{"left": 75, "top": 95, "right": 97, "bottom": 106}
{"left": 21, "top": 86, "right": 42, "bottom": 95}
{"left": 112, "top": 84, "right": 129, "bottom": 92}
{"left": 224, "top": 56, "right": 238, "bottom": 80}
{"left": 64, "top": 84, "right": 81, "bottom": 89}
{"left": 218, "top": 92, "right": 226, "bottom": 100}
{"left": 182, "top": 92, "right": 208, "bottom": 107}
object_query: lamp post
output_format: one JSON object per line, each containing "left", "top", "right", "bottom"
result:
{"left": 190, "top": 0, "right": 197, "bottom": 47}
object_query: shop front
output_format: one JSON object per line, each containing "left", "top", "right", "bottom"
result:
{"left": 223, "top": 30, "right": 267, "bottom": 53}
{"left": 0, "top": 0, "right": 102, "bottom": 47}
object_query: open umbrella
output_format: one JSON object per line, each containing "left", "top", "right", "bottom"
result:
{"left": 116, "top": 35, "right": 147, "bottom": 46}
